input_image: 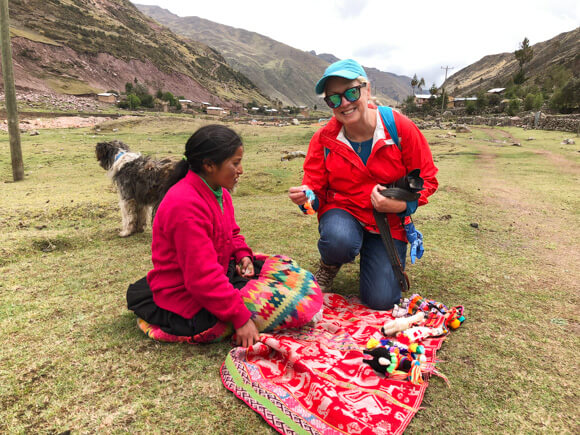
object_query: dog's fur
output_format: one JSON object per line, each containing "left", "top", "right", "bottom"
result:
{"left": 95, "top": 140, "right": 179, "bottom": 237}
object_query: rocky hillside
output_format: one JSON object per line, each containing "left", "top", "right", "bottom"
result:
{"left": 136, "top": 4, "right": 412, "bottom": 107}
{"left": 3, "top": 0, "right": 270, "bottom": 108}
{"left": 443, "top": 27, "right": 579, "bottom": 96}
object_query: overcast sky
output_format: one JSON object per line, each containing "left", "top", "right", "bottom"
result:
{"left": 131, "top": 0, "right": 579, "bottom": 88}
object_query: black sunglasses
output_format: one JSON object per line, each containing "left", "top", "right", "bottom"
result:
{"left": 324, "top": 83, "right": 367, "bottom": 109}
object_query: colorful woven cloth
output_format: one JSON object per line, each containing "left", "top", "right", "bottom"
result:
{"left": 136, "top": 254, "right": 322, "bottom": 344}
{"left": 221, "top": 293, "right": 452, "bottom": 435}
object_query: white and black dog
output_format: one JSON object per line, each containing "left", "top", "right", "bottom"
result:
{"left": 95, "top": 140, "right": 179, "bottom": 237}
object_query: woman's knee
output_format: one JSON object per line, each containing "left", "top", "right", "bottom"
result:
{"left": 360, "top": 284, "right": 401, "bottom": 311}
{"left": 318, "top": 210, "right": 362, "bottom": 264}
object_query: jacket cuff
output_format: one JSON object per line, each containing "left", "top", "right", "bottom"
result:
{"left": 398, "top": 200, "right": 418, "bottom": 218}
{"left": 233, "top": 248, "right": 253, "bottom": 264}
{"left": 231, "top": 305, "right": 253, "bottom": 330}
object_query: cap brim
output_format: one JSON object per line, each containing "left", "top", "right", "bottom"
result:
{"left": 315, "top": 70, "right": 362, "bottom": 95}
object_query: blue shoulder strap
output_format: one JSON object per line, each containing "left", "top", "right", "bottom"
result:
{"left": 378, "top": 106, "right": 400, "bottom": 150}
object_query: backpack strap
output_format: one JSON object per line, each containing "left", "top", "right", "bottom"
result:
{"left": 378, "top": 106, "right": 400, "bottom": 150}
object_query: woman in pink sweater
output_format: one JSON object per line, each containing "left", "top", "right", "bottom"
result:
{"left": 127, "top": 125, "right": 322, "bottom": 346}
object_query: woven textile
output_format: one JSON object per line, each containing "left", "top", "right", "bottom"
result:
{"left": 221, "top": 293, "right": 451, "bottom": 435}
{"left": 135, "top": 254, "right": 322, "bottom": 344}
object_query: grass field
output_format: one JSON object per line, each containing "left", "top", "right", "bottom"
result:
{"left": 1, "top": 115, "right": 579, "bottom": 433}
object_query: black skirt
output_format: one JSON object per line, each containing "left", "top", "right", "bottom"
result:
{"left": 127, "top": 259, "right": 263, "bottom": 337}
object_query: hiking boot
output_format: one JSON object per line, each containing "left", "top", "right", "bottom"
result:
{"left": 314, "top": 260, "right": 341, "bottom": 292}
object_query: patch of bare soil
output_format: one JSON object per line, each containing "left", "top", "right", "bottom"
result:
{"left": 0, "top": 115, "right": 139, "bottom": 132}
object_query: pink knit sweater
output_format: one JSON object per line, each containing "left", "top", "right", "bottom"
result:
{"left": 147, "top": 171, "right": 253, "bottom": 329}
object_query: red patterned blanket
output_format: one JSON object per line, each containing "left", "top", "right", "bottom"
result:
{"left": 221, "top": 293, "right": 451, "bottom": 435}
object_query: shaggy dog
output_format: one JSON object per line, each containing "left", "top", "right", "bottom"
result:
{"left": 95, "top": 140, "right": 179, "bottom": 237}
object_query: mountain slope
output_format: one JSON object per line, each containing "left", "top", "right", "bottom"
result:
{"left": 4, "top": 0, "right": 269, "bottom": 107}
{"left": 136, "top": 4, "right": 412, "bottom": 107}
{"left": 443, "top": 27, "right": 579, "bottom": 96}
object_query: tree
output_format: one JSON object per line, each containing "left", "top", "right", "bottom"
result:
{"left": 410, "top": 74, "right": 419, "bottom": 95}
{"left": 514, "top": 37, "right": 534, "bottom": 79}
{"left": 418, "top": 77, "right": 426, "bottom": 93}
{"left": 429, "top": 83, "right": 438, "bottom": 96}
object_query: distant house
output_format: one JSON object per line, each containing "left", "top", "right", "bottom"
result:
{"left": 206, "top": 106, "right": 229, "bottom": 116}
{"left": 414, "top": 94, "right": 435, "bottom": 107}
{"left": 487, "top": 88, "right": 506, "bottom": 94}
{"left": 97, "top": 93, "right": 116, "bottom": 103}
{"left": 453, "top": 97, "right": 477, "bottom": 107}
{"left": 178, "top": 99, "right": 193, "bottom": 108}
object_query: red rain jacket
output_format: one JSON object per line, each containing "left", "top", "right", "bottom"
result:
{"left": 302, "top": 106, "right": 438, "bottom": 242}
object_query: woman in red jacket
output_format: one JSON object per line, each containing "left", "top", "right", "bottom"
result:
{"left": 288, "top": 59, "right": 438, "bottom": 310}
{"left": 128, "top": 125, "right": 322, "bottom": 346}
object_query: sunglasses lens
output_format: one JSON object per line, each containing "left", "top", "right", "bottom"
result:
{"left": 344, "top": 86, "right": 361, "bottom": 102}
{"left": 325, "top": 94, "right": 342, "bottom": 109}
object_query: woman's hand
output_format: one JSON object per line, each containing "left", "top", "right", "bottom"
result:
{"left": 288, "top": 185, "right": 310, "bottom": 205}
{"left": 235, "top": 319, "right": 260, "bottom": 347}
{"left": 236, "top": 256, "right": 255, "bottom": 278}
{"left": 371, "top": 185, "right": 407, "bottom": 213}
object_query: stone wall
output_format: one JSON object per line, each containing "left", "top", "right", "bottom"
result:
{"left": 452, "top": 113, "right": 580, "bottom": 133}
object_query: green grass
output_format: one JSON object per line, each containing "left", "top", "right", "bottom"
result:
{"left": 1, "top": 118, "right": 579, "bottom": 433}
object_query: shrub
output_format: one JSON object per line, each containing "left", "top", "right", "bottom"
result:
{"left": 465, "top": 101, "right": 477, "bottom": 115}
{"left": 127, "top": 94, "right": 141, "bottom": 109}
{"left": 549, "top": 77, "right": 580, "bottom": 113}
{"left": 524, "top": 93, "right": 544, "bottom": 111}
{"left": 403, "top": 95, "right": 417, "bottom": 114}
{"left": 140, "top": 94, "right": 154, "bottom": 108}
{"left": 488, "top": 94, "right": 501, "bottom": 106}
{"left": 506, "top": 98, "right": 521, "bottom": 116}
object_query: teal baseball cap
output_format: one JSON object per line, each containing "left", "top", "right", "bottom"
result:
{"left": 315, "top": 59, "right": 367, "bottom": 95}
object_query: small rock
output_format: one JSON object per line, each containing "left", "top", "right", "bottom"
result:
{"left": 561, "top": 138, "right": 575, "bottom": 145}
{"left": 511, "top": 143, "right": 522, "bottom": 147}
{"left": 470, "top": 222, "right": 479, "bottom": 229}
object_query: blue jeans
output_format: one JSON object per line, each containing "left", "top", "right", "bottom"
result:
{"left": 318, "top": 209, "right": 407, "bottom": 310}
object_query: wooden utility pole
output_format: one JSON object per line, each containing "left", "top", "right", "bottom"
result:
{"left": 0, "top": 0, "right": 24, "bottom": 181}
{"left": 440, "top": 65, "right": 454, "bottom": 114}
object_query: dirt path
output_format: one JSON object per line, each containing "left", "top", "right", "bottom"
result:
{"left": 475, "top": 126, "right": 518, "bottom": 142}
{"left": 472, "top": 142, "right": 579, "bottom": 293}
